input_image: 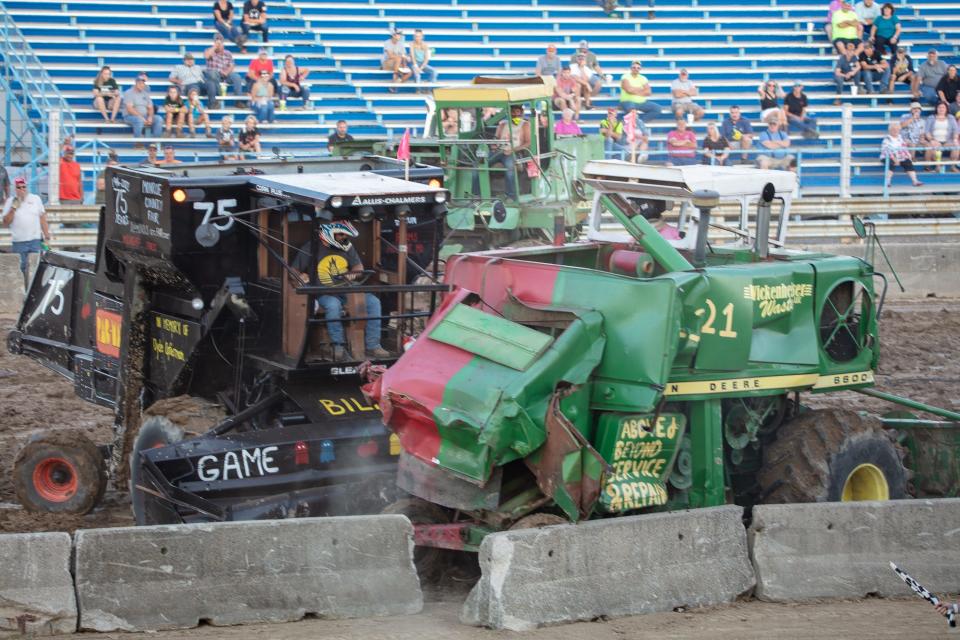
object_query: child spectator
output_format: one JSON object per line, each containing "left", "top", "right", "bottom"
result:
{"left": 239, "top": 115, "right": 262, "bottom": 154}
{"left": 870, "top": 3, "right": 901, "bottom": 58}
{"left": 834, "top": 43, "right": 864, "bottom": 103}
{"left": 242, "top": 0, "right": 268, "bottom": 43}
{"left": 670, "top": 69, "right": 704, "bottom": 121}
{"left": 721, "top": 105, "right": 755, "bottom": 162}
{"left": 162, "top": 86, "right": 186, "bottom": 138}
{"left": 554, "top": 108, "right": 583, "bottom": 135}
{"left": 922, "top": 102, "right": 960, "bottom": 171}
{"left": 212, "top": 0, "right": 246, "bottom": 49}
{"left": 702, "top": 122, "right": 730, "bottom": 165}
{"left": 218, "top": 115, "right": 240, "bottom": 160}
{"left": 187, "top": 88, "right": 213, "bottom": 138}
{"left": 92, "top": 65, "right": 121, "bottom": 122}
{"left": 279, "top": 55, "right": 311, "bottom": 109}
{"left": 758, "top": 80, "right": 786, "bottom": 126}
{"left": 553, "top": 67, "right": 581, "bottom": 118}
{"left": 666, "top": 118, "right": 697, "bottom": 166}
{"left": 881, "top": 122, "right": 923, "bottom": 185}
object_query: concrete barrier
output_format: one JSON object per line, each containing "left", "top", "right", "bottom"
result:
{"left": 462, "top": 505, "right": 755, "bottom": 631}
{"left": 0, "top": 532, "right": 77, "bottom": 636}
{"left": 74, "top": 515, "right": 422, "bottom": 632}
{"left": 750, "top": 499, "right": 960, "bottom": 602}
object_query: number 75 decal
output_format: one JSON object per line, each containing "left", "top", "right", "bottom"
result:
{"left": 194, "top": 199, "right": 238, "bottom": 231}
{"left": 695, "top": 298, "right": 738, "bottom": 338}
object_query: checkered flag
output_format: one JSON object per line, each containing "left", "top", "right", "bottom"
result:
{"left": 890, "top": 562, "right": 957, "bottom": 627}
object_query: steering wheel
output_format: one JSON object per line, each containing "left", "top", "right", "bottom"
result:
{"left": 329, "top": 269, "right": 376, "bottom": 287}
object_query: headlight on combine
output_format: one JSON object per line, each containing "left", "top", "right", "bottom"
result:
{"left": 434, "top": 191, "right": 447, "bottom": 204}
{"left": 329, "top": 196, "right": 343, "bottom": 208}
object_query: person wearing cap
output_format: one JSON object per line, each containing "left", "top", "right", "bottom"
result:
{"left": 870, "top": 3, "right": 901, "bottom": 58}
{"left": 858, "top": 41, "right": 891, "bottom": 95}
{"left": 204, "top": 35, "right": 245, "bottom": 109}
{"left": 833, "top": 42, "right": 864, "bottom": 103}
{"left": 935, "top": 65, "right": 960, "bottom": 116}
{"left": 899, "top": 101, "right": 926, "bottom": 155}
{"left": 169, "top": 53, "right": 206, "bottom": 99}
{"left": 756, "top": 120, "right": 795, "bottom": 172}
{"left": 59, "top": 146, "right": 83, "bottom": 204}
{"left": 600, "top": 107, "right": 647, "bottom": 161}
{"left": 241, "top": 0, "right": 268, "bottom": 43}
{"left": 2, "top": 177, "right": 51, "bottom": 292}
{"left": 670, "top": 69, "right": 704, "bottom": 122}
{"left": 831, "top": 0, "right": 862, "bottom": 56}
{"left": 880, "top": 122, "right": 923, "bottom": 187}
{"left": 721, "top": 105, "right": 755, "bottom": 163}
{"left": 535, "top": 45, "right": 561, "bottom": 79}
{"left": 619, "top": 60, "right": 663, "bottom": 122}
{"left": 212, "top": 0, "right": 246, "bottom": 49}
{"left": 887, "top": 46, "right": 916, "bottom": 100}
{"left": 121, "top": 73, "right": 163, "bottom": 141}
{"left": 472, "top": 104, "right": 529, "bottom": 201}
{"left": 571, "top": 40, "right": 602, "bottom": 77}
{"left": 570, "top": 52, "right": 602, "bottom": 109}
{"left": 382, "top": 29, "right": 411, "bottom": 90}
{"left": 246, "top": 48, "right": 278, "bottom": 93}
{"left": 917, "top": 50, "right": 948, "bottom": 106}
{"left": 784, "top": 83, "right": 819, "bottom": 139}
{"left": 95, "top": 151, "right": 121, "bottom": 205}
{"left": 143, "top": 143, "right": 160, "bottom": 166}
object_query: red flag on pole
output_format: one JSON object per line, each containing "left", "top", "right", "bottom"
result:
{"left": 397, "top": 128, "right": 411, "bottom": 161}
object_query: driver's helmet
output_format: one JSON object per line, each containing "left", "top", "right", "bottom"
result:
{"left": 319, "top": 221, "right": 359, "bottom": 252}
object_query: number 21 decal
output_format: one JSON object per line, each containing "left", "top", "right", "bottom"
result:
{"left": 695, "top": 298, "right": 738, "bottom": 338}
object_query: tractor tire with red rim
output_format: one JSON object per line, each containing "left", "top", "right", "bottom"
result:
{"left": 130, "top": 416, "right": 185, "bottom": 526}
{"left": 13, "top": 430, "right": 106, "bottom": 514}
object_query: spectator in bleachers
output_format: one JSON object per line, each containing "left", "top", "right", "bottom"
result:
{"left": 441, "top": 109, "right": 460, "bottom": 136}
{"left": 887, "top": 47, "right": 916, "bottom": 102}
{"left": 824, "top": 0, "right": 841, "bottom": 41}
{"left": 280, "top": 55, "right": 312, "bottom": 109}
{"left": 758, "top": 80, "right": 786, "bottom": 127}
{"left": 242, "top": 0, "right": 269, "bottom": 43}
{"left": 702, "top": 122, "right": 730, "bottom": 166}
{"left": 187, "top": 88, "right": 214, "bottom": 138}
{"left": 571, "top": 53, "right": 602, "bottom": 110}
{"left": 571, "top": 41, "right": 604, "bottom": 80}
{"left": 831, "top": 0, "right": 862, "bottom": 56}
{"left": 382, "top": 29, "right": 412, "bottom": 91}
{"left": 162, "top": 86, "right": 187, "bottom": 138}
{"left": 554, "top": 67, "right": 581, "bottom": 118}
{"left": 599, "top": 108, "right": 626, "bottom": 158}
{"left": 95, "top": 151, "right": 120, "bottom": 205}
{"left": 858, "top": 42, "right": 890, "bottom": 94}
{"left": 327, "top": 120, "right": 354, "bottom": 151}
{"left": 204, "top": 35, "right": 245, "bottom": 110}
{"left": 218, "top": 115, "right": 240, "bottom": 160}
{"left": 239, "top": 115, "right": 262, "bottom": 154}
{"left": 870, "top": 3, "right": 901, "bottom": 58}
{"left": 554, "top": 108, "right": 583, "bottom": 135}
{"left": 900, "top": 102, "right": 926, "bottom": 153}
{"left": 670, "top": 69, "right": 704, "bottom": 122}
{"left": 246, "top": 48, "right": 276, "bottom": 92}
{"left": 143, "top": 143, "right": 160, "bottom": 166}
{"left": 917, "top": 50, "right": 948, "bottom": 106}
{"left": 721, "top": 105, "right": 755, "bottom": 163}
{"left": 854, "top": 0, "right": 881, "bottom": 43}
{"left": 666, "top": 118, "right": 697, "bottom": 166}
{"left": 833, "top": 43, "right": 864, "bottom": 103}
{"left": 536, "top": 45, "right": 562, "bottom": 79}
{"left": 92, "top": 65, "right": 121, "bottom": 123}
{"left": 936, "top": 66, "right": 960, "bottom": 116}
{"left": 169, "top": 54, "right": 206, "bottom": 102}
{"left": 212, "top": 0, "right": 246, "bottom": 50}
{"left": 122, "top": 73, "right": 163, "bottom": 143}
{"left": 881, "top": 123, "right": 923, "bottom": 186}
{"left": 756, "top": 120, "right": 795, "bottom": 171}
{"left": 160, "top": 145, "right": 182, "bottom": 166}
{"left": 922, "top": 102, "right": 960, "bottom": 171}
{"left": 249, "top": 70, "right": 276, "bottom": 123}
{"left": 59, "top": 146, "right": 83, "bottom": 204}
{"left": 783, "top": 82, "right": 820, "bottom": 140}
{"left": 410, "top": 30, "right": 438, "bottom": 93}
{"left": 619, "top": 60, "right": 663, "bottom": 122}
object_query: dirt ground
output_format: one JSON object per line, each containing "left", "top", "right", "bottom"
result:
{"left": 2, "top": 301, "right": 960, "bottom": 637}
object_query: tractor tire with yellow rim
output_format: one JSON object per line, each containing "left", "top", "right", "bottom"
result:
{"left": 759, "top": 408, "right": 910, "bottom": 503}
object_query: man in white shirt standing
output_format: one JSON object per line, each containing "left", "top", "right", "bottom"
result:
{"left": 2, "top": 176, "right": 51, "bottom": 291}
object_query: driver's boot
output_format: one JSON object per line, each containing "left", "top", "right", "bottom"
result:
{"left": 332, "top": 344, "right": 350, "bottom": 361}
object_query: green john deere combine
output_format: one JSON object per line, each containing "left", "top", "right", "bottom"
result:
{"left": 365, "top": 160, "right": 960, "bottom": 556}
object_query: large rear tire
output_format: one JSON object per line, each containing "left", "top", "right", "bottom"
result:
{"left": 13, "top": 431, "right": 106, "bottom": 515}
{"left": 759, "top": 409, "right": 909, "bottom": 503}
{"left": 130, "top": 416, "right": 185, "bottom": 525}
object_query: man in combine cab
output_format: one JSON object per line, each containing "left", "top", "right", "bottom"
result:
{"left": 2, "top": 177, "right": 52, "bottom": 292}
{"left": 473, "top": 103, "right": 530, "bottom": 201}
{"left": 293, "top": 222, "right": 389, "bottom": 361}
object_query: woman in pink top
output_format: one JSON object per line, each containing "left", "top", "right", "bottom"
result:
{"left": 554, "top": 108, "right": 583, "bottom": 135}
